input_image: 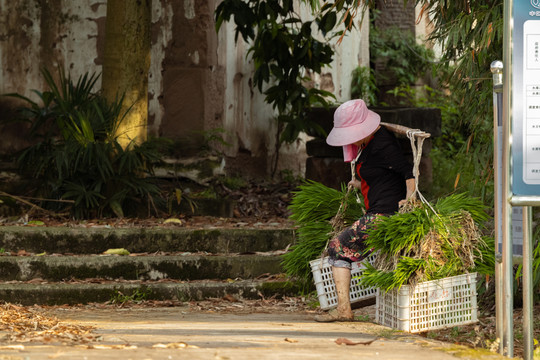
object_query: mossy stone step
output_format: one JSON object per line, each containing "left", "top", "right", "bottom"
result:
{"left": 0, "top": 225, "right": 301, "bottom": 305}
{"left": 0, "top": 254, "right": 283, "bottom": 281}
{"left": 0, "top": 280, "right": 300, "bottom": 306}
{"left": 0, "top": 226, "right": 295, "bottom": 254}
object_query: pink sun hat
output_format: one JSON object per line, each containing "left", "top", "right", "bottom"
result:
{"left": 326, "top": 99, "right": 380, "bottom": 146}
{"left": 326, "top": 99, "right": 380, "bottom": 162}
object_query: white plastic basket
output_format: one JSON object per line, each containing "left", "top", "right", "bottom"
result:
{"left": 375, "top": 273, "right": 478, "bottom": 333}
{"left": 309, "top": 253, "right": 377, "bottom": 310}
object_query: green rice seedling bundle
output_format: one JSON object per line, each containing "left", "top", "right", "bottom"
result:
{"left": 281, "top": 180, "right": 364, "bottom": 280}
{"left": 358, "top": 193, "right": 495, "bottom": 292}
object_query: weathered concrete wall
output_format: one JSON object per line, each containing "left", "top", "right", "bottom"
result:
{"left": 216, "top": 17, "right": 273, "bottom": 176}
{"left": 375, "top": 0, "right": 416, "bottom": 33}
{"left": 0, "top": 1, "right": 423, "bottom": 179}
{"left": 0, "top": 0, "right": 106, "bottom": 156}
{"left": 156, "top": 0, "right": 222, "bottom": 144}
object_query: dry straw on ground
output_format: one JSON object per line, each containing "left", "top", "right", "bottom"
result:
{"left": 0, "top": 303, "right": 97, "bottom": 344}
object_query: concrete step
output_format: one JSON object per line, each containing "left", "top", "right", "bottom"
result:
{"left": 0, "top": 254, "right": 284, "bottom": 281}
{"left": 0, "top": 279, "right": 300, "bottom": 306}
{"left": 0, "top": 226, "right": 295, "bottom": 254}
{"left": 0, "top": 225, "right": 301, "bottom": 305}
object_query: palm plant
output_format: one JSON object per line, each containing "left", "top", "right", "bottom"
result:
{"left": 5, "top": 68, "right": 164, "bottom": 218}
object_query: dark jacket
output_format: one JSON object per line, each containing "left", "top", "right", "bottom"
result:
{"left": 355, "top": 126, "right": 414, "bottom": 214}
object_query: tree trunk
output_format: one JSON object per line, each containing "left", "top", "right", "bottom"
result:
{"left": 102, "top": 0, "right": 151, "bottom": 148}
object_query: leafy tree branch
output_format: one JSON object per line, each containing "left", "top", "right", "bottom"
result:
{"left": 215, "top": 0, "right": 370, "bottom": 144}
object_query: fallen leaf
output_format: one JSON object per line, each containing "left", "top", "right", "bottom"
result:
{"left": 222, "top": 294, "right": 239, "bottom": 302}
{"left": 335, "top": 337, "right": 376, "bottom": 346}
{"left": 284, "top": 338, "right": 298, "bottom": 343}
{"left": 103, "top": 248, "right": 130, "bottom": 256}
{"left": 163, "top": 218, "right": 183, "bottom": 225}
{"left": 214, "top": 354, "right": 231, "bottom": 360}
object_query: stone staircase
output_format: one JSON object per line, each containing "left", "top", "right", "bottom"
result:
{"left": 0, "top": 225, "right": 299, "bottom": 305}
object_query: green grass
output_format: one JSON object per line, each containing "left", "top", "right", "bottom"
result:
{"left": 110, "top": 288, "right": 151, "bottom": 305}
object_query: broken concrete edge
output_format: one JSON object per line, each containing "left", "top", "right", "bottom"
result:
{"left": 0, "top": 280, "right": 302, "bottom": 306}
{"left": 0, "top": 226, "right": 296, "bottom": 254}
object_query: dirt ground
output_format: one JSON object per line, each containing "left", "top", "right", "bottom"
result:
{"left": 0, "top": 296, "right": 536, "bottom": 359}
{"left": 419, "top": 304, "right": 540, "bottom": 359}
{"left": 0, "top": 297, "right": 519, "bottom": 360}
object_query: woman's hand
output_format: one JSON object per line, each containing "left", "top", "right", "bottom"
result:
{"left": 398, "top": 198, "right": 408, "bottom": 207}
{"left": 348, "top": 178, "right": 362, "bottom": 190}
{"left": 399, "top": 178, "right": 416, "bottom": 207}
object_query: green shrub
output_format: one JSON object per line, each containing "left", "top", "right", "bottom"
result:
{"left": 350, "top": 66, "right": 377, "bottom": 106}
{"left": 4, "top": 68, "right": 166, "bottom": 218}
{"left": 369, "top": 19, "right": 435, "bottom": 89}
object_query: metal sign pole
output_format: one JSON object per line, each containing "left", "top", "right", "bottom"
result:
{"left": 490, "top": 60, "right": 504, "bottom": 354}
{"left": 502, "top": 0, "right": 514, "bottom": 356}
{"left": 522, "top": 206, "right": 533, "bottom": 360}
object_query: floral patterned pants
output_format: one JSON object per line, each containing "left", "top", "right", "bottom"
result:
{"left": 327, "top": 213, "right": 386, "bottom": 269}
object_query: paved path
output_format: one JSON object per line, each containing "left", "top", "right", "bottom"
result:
{"left": 0, "top": 307, "right": 508, "bottom": 360}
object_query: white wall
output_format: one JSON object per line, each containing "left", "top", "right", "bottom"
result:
{"left": 215, "top": 2, "right": 371, "bottom": 176}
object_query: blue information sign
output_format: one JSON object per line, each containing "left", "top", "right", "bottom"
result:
{"left": 512, "top": 1, "right": 540, "bottom": 195}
